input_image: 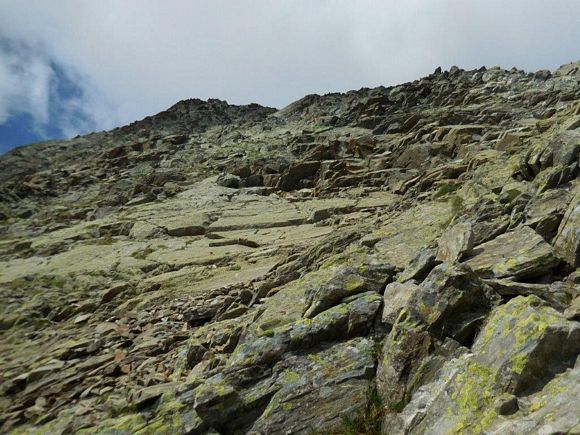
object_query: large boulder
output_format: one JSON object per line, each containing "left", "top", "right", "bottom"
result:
{"left": 517, "top": 129, "right": 579, "bottom": 188}
{"left": 303, "top": 264, "right": 394, "bottom": 318}
{"left": 523, "top": 187, "right": 571, "bottom": 240}
{"left": 487, "top": 363, "right": 580, "bottom": 434}
{"left": 184, "top": 292, "right": 382, "bottom": 433}
{"left": 227, "top": 292, "right": 382, "bottom": 371}
{"left": 384, "top": 296, "right": 580, "bottom": 435}
{"left": 464, "top": 226, "right": 560, "bottom": 278}
{"left": 553, "top": 183, "right": 580, "bottom": 266}
{"left": 410, "top": 263, "right": 493, "bottom": 340}
{"left": 249, "top": 338, "right": 375, "bottom": 434}
{"left": 376, "top": 263, "right": 493, "bottom": 404}
{"left": 382, "top": 281, "right": 421, "bottom": 326}
{"left": 397, "top": 246, "right": 439, "bottom": 283}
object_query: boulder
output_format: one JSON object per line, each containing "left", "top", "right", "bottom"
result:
{"left": 495, "top": 133, "right": 524, "bottom": 153}
{"left": 487, "top": 364, "right": 580, "bottom": 434}
{"left": 473, "top": 295, "right": 580, "bottom": 395}
{"left": 435, "top": 222, "right": 474, "bottom": 263}
{"left": 410, "top": 263, "right": 493, "bottom": 340}
{"left": 100, "top": 282, "right": 130, "bottom": 305}
{"left": 534, "top": 162, "right": 578, "bottom": 193}
{"left": 377, "top": 263, "right": 493, "bottom": 404}
{"left": 303, "top": 265, "right": 392, "bottom": 319}
{"left": 382, "top": 281, "right": 421, "bottom": 326}
{"left": 216, "top": 173, "right": 242, "bottom": 188}
{"left": 553, "top": 184, "right": 580, "bottom": 266}
{"left": 277, "top": 161, "right": 321, "bottom": 191}
{"left": 228, "top": 292, "right": 382, "bottom": 370}
{"left": 161, "top": 213, "right": 208, "bottom": 237}
{"left": 483, "top": 278, "right": 570, "bottom": 309}
{"left": 394, "top": 143, "right": 431, "bottom": 169}
{"left": 445, "top": 125, "right": 485, "bottom": 148}
{"left": 523, "top": 187, "right": 571, "bottom": 240}
{"left": 385, "top": 296, "right": 580, "bottom": 435}
{"left": 465, "top": 226, "right": 560, "bottom": 278}
{"left": 249, "top": 338, "right": 375, "bottom": 434}
{"left": 498, "top": 181, "right": 534, "bottom": 204}
{"left": 397, "top": 246, "right": 439, "bottom": 283}
{"left": 518, "top": 130, "right": 579, "bottom": 182}
{"left": 129, "top": 220, "right": 166, "bottom": 240}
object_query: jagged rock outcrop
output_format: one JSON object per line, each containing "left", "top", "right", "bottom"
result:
{"left": 0, "top": 61, "right": 579, "bottom": 434}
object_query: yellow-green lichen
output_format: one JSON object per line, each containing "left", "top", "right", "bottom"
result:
{"left": 449, "top": 360, "right": 498, "bottom": 434}
{"left": 77, "top": 413, "right": 148, "bottom": 434}
{"left": 344, "top": 274, "right": 366, "bottom": 293}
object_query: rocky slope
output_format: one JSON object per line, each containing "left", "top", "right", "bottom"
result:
{"left": 0, "top": 62, "right": 579, "bottom": 434}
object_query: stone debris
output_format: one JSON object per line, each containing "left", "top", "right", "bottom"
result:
{"left": 1, "top": 61, "right": 580, "bottom": 434}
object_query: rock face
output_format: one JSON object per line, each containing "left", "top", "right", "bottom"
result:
{"left": 385, "top": 296, "right": 580, "bottom": 435}
{"left": 554, "top": 184, "right": 580, "bottom": 266}
{"left": 1, "top": 61, "right": 580, "bottom": 434}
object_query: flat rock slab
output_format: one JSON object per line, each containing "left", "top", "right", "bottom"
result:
{"left": 464, "top": 226, "right": 559, "bottom": 278}
{"left": 158, "top": 214, "right": 207, "bottom": 236}
{"left": 373, "top": 201, "right": 453, "bottom": 269}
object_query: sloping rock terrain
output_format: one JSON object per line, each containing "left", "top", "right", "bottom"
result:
{"left": 0, "top": 62, "right": 579, "bottom": 434}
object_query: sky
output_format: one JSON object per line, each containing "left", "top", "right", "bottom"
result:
{"left": 0, "top": 0, "right": 579, "bottom": 154}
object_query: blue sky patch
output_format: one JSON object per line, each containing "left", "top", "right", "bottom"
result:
{"left": 0, "top": 35, "right": 105, "bottom": 154}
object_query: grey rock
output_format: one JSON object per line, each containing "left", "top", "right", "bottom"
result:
{"left": 303, "top": 268, "right": 369, "bottom": 318}
{"left": 376, "top": 263, "right": 492, "bottom": 404}
{"left": 523, "top": 187, "right": 571, "bottom": 240}
{"left": 397, "top": 246, "right": 439, "bottom": 283}
{"left": 553, "top": 183, "right": 580, "bottom": 266}
{"left": 382, "top": 281, "right": 420, "bottom": 326}
{"left": 484, "top": 278, "right": 571, "bottom": 309}
{"left": 385, "top": 296, "right": 580, "bottom": 435}
{"left": 249, "top": 338, "right": 375, "bottom": 434}
{"left": 217, "top": 173, "right": 242, "bottom": 188}
{"left": 465, "top": 226, "right": 560, "bottom": 278}
{"left": 436, "top": 222, "right": 474, "bottom": 263}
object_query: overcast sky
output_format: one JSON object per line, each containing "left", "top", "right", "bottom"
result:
{"left": 0, "top": 0, "right": 579, "bottom": 152}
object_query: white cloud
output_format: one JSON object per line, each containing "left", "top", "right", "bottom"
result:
{"left": 0, "top": 35, "right": 120, "bottom": 140}
{"left": 0, "top": 0, "right": 578, "bottom": 137}
{"left": 0, "top": 40, "right": 52, "bottom": 127}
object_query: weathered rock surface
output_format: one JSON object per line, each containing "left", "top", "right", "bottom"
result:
{"left": 436, "top": 222, "right": 474, "bottom": 263}
{"left": 554, "top": 182, "right": 580, "bottom": 266}
{"left": 376, "top": 263, "right": 494, "bottom": 405}
{"left": 1, "top": 61, "right": 580, "bottom": 434}
{"left": 464, "top": 226, "right": 560, "bottom": 278}
{"left": 385, "top": 296, "right": 580, "bottom": 434}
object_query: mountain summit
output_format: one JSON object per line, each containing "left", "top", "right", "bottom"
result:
{"left": 1, "top": 62, "right": 579, "bottom": 434}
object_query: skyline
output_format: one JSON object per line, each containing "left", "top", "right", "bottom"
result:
{"left": 1, "top": 0, "right": 579, "bottom": 153}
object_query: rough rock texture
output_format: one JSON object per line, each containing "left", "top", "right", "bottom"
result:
{"left": 1, "top": 61, "right": 580, "bottom": 434}
{"left": 384, "top": 296, "right": 580, "bottom": 434}
{"left": 464, "top": 226, "right": 560, "bottom": 278}
{"left": 436, "top": 222, "right": 474, "bottom": 263}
